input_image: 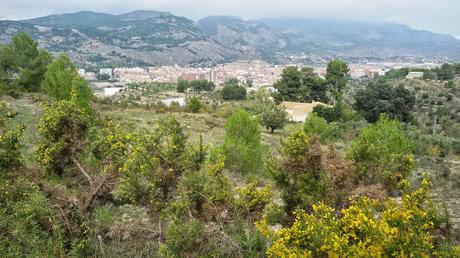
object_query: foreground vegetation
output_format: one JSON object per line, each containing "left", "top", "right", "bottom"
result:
{"left": 1, "top": 32, "right": 460, "bottom": 257}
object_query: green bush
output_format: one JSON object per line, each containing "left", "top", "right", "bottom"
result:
{"left": 0, "top": 102, "right": 24, "bottom": 171}
{"left": 303, "top": 113, "right": 333, "bottom": 142}
{"left": 222, "top": 109, "right": 265, "bottom": 175}
{"left": 0, "top": 177, "right": 64, "bottom": 257}
{"left": 185, "top": 96, "right": 202, "bottom": 113}
{"left": 348, "top": 116, "right": 415, "bottom": 190}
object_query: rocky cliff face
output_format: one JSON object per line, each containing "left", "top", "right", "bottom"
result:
{"left": 1, "top": 11, "right": 460, "bottom": 66}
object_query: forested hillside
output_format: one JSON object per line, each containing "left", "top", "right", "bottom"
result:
{"left": 1, "top": 33, "right": 460, "bottom": 257}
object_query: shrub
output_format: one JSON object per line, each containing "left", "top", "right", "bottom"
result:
{"left": 35, "top": 99, "right": 92, "bottom": 175}
{"left": 0, "top": 102, "right": 24, "bottom": 171}
{"left": 0, "top": 177, "right": 64, "bottom": 256}
{"left": 257, "top": 179, "right": 460, "bottom": 257}
{"left": 303, "top": 113, "right": 332, "bottom": 142}
{"left": 348, "top": 116, "right": 415, "bottom": 190}
{"left": 222, "top": 109, "right": 265, "bottom": 174}
{"left": 185, "top": 96, "right": 202, "bottom": 113}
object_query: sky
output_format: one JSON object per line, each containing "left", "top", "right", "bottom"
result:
{"left": 1, "top": 0, "right": 459, "bottom": 38}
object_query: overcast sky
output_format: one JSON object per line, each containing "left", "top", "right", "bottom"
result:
{"left": 1, "top": 0, "right": 459, "bottom": 38}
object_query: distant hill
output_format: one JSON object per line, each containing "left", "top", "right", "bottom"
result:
{"left": 0, "top": 11, "right": 240, "bottom": 67}
{"left": 1, "top": 11, "right": 460, "bottom": 66}
{"left": 260, "top": 17, "right": 460, "bottom": 59}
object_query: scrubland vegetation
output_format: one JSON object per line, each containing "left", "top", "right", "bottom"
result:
{"left": 1, "top": 32, "right": 460, "bottom": 257}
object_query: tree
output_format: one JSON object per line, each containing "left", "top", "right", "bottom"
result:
{"left": 313, "top": 99, "right": 355, "bottom": 123}
{"left": 436, "top": 63, "right": 455, "bottom": 81}
{"left": 221, "top": 78, "right": 246, "bottom": 100}
{"left": 259, "top": 102, "right": 288, "bottom": 133}
{"left": 190, "top": 79, "right": 215, "bottom": 92}
{"left": 96, "top": 73, "right": 111, "bottom": 81}
{"left": 273, "top": 67, "right": 328, "bottom": 103}
{"left": 177, "top": 79, "right": 189, "bottom": 93}
{"left": 0, "top": 32, "right": 51, "bottom": 93}
{"left": 384, "top": 68, "right": 409, "bottom": 80}
{"left": 354, "top": 81, "right": 415, "bottom": 123}
{"left": 41, "top": 54, "right": 93, "bottom": 110}
{"left": 303, "top": 67, "right": 329, "bottom": 103}
{"left": 223, "top": 109, "right": 264, "bottom": 174}
{"left": 325, "top": 60, "right": 349, "bottom": 105}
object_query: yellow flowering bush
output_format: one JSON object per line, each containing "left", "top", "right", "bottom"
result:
{"left": 35, "top": 99, "right": 91, "bottom": 175}
{"left": 257, "top": 179, "right": 460, "bottom": 257}
{"left": 236, "top": 180, "right": 272, "bottom": 220}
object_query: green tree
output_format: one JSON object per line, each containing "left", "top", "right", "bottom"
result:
{"left": 223, "top": 109, "right": 264, "bottom": 174}
{"left": 273, "top": 66, "right": 304, "bottom": 102}
{"left": 354, "top": 81, "right": 415, "bottom": 123}
{"left": 41, "top": 54, "right": 93, "bottom": 110}
{"left": 221, "top": 78, "right": 246, "bottom": 100}
{"left": 273, "top": 67, "right": 328, "bottom": 103}
{"left": 259, "top": 101, "right": 288, "bottom": 133}
{"left": 384, "top": 68, "right": 409, "bottom": 80}
{"left": 0, "top": 32, "right": 51, "bottom": 93}
{"left": 303, "top": 67, "right": 329, "bottom": 103}
{"left": 436, "top": 63, "right": 455, "bottom": 81}
{"left": 190, "top": 79, "right": 215, "bottom": 92}
{"left": 177, "top": 79, "right": 190, "bottom": 93}
{"left": 326, "top": 60, "right": 349, "bottom": 105}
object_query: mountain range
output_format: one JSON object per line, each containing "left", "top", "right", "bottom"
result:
{"left": 1, "top": 10, "right": 460, "bottom": 67}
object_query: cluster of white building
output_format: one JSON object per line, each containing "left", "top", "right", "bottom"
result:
{"left": 78, "top": 60, "right": 442, "bottom": 89}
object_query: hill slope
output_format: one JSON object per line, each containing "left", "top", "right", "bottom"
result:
{"left": 1, "top": 11, "right": 460, "bottom": 66}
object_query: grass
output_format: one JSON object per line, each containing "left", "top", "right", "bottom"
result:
{"left": 1, "top": 95, "right": 42, "bottom": 166}
{"left": 100, "top": 106, "right": 299, "bottom": 152}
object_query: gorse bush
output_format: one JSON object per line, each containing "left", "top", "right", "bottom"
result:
{"left": 257, "top": 179, "right": 460, "bottom": 257}
{"left": 268, "top": 130, "right": 355, "bottom": 214}
{"left": 35, "top": 99, "right": 92, "bottom": 176}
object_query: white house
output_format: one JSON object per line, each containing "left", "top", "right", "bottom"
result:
{"left": 406, "top": 72, "right": 424, "bottom": 79}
